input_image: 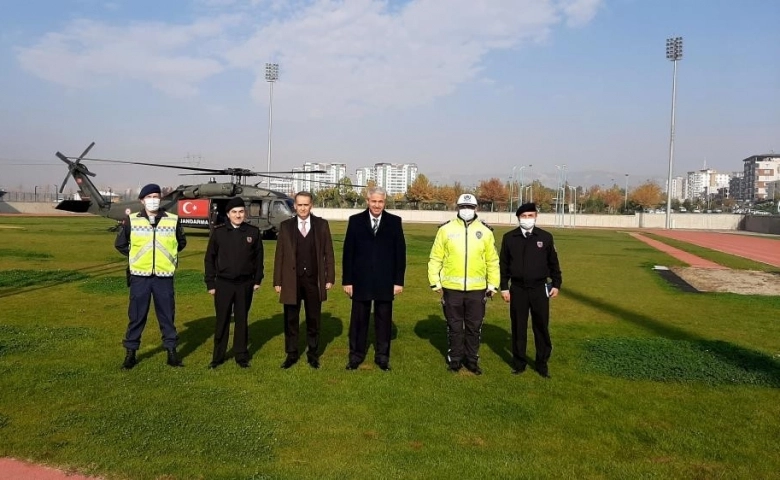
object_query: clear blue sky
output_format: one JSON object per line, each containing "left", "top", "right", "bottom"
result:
{"left": 1, "top": 0, "right": 778, "bottom": 192}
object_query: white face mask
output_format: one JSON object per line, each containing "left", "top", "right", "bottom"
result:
{"left": 144, "top": 198, "right": 161, "bottom": 212}
{"left": 519, "top": 218, "right": 536, "bottom": 230}
{"left": 458, "top": 208, "right": 475, "bottom": 222}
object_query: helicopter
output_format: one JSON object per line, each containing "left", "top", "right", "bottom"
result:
{"left": 54, "top": 142, "right": 344, "bottom": 238}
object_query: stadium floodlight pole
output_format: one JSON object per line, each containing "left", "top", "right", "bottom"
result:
{"left": 509, "top": 166, "right": 518, "bottom": 213}
{"left": 568, "top": 185, "right": 577, "bottom": 227}
{"left": 554, "top": 165, "right": 561, "bottom": 226}
{"left": 624, "top": 174, "right": 629, "bottom": 212}
{"left": 665, "top": 36, "right": 683, "bottom": 229}
{"left": 555, "top": 164, "right": 567, "bottom": 227}
{"left": 519, "top": 164, "right": 531, "bottom": 205}
{"left": 265, "top": 62, "right": 279, "bottom": 188}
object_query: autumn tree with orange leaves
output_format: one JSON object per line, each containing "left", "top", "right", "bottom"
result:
{"left": 630, "top": 181, "right": 664, "bottom": 210}
{"left": 476, "top": 178, "right": 508, "bottom": 210}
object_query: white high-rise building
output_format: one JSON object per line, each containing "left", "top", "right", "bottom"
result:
{"left": 268, "top": 177, "right": 293, "bottom": 195}
{"left": 685, "top": 169, "right": 731, "bottom": 200}
{"left": 292, "top": 162, "right": 347, "bottom": 193}
{"left": 373, "top": 163, "right": 418, "bottom": 196}
{"left": 670, "top": 176, "right": 686, "bottom": 201}
{"left": 355, "top": 167, "right": 374, "bottom": 191}
{"left": 353, "top": 163, "right": 419, "bottom": 196}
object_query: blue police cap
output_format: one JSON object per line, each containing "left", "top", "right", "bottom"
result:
{"left": 515, "top": 202, "right": 537, "bottom": 216}
{"left": 138, "top": 183, "right": 161, "bottom": 199}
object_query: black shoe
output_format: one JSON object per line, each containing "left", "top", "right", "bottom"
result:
{"left": 122, "top": 349, "right": 137, "bottom": 370}
{"left": 447, "top": 361, "right": 462, "bottom": 372}
{"left": 237, "top": 360, "right": 250, "bottom": 369}
{"left": 208, "top": 360, "right": 223, "bottom": 369}
{"left": 280, "top": 357, "right": 298, "bottom": 369}
{"left": 308, "top": 359, "right": 320, "bottom": 369}
{"left": 345, "top": 361, "right": 360, "bottom": 370}
{"left": 464, "top": 362, "right": 482, "bottom": 376}
{"left": 376, "top": 362, "right": 391, "bottom": 372}
{"left": 511, "top": 365, "right": 526, "bottom": 375}
{"left": 166, "top": 348, "right": 183, "bottom": 367}
{"left": 538, "top": 369, "right": 551, "bottom": 379}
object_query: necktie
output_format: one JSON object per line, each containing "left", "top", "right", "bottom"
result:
{"left": 372, "top": 217, "right": 379, "bottom": 235}
{"left": 300, "top": 221, "right": 307, "bottom": 237}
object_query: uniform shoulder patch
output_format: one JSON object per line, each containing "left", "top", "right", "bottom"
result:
{"left": 479, "top": 219, "right": 494, "bottom": 231}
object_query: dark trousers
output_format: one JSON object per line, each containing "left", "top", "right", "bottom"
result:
{"left": 441, "top": 289, "right": 487, "bottom": 365}
{"left": 212, "top": 278, "right": 254, "bottom": 363}
{"left": 509, "top": 283, "right": 552, "bottom": 369}
{"left": 283, "top": 275, "right": 322, "bottom": 361}
{"left": 124, "top": 275, "right": 177, "bottom": 350}
{"left": 348, "top": 300, "right": 392, "bottom": 365}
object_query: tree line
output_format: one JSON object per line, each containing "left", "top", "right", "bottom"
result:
{"left": 310, "top": 175, "right": 734, "bottom": 213}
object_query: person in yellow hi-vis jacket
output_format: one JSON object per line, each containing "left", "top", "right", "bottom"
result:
{"left": 428, "top": 193, "right": 500, "bottom": 375}
{"left": 115, "top": 183, "right": 187, "bottom": 370}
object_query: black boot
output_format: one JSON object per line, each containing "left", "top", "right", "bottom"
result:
{"left": 122, "top": 349, "right": 137, "bottom": 370}
{"left": 166, "top": 348, "right": 183, "bottom": 367}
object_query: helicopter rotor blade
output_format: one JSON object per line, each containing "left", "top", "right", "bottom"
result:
{"left": 56, "top": 152, "right": 71, "bottom": 193}
{"left": 73, "top": 156, "right": 326, "bottom": 177}
{"left": 77, "top": 142, "right": 95, "bottom": 161}
{"left": 75, "top": 157, "right": 229, "bottom": 173}
{"left": 57, "top": 150, "right": 96, "bottom": 192}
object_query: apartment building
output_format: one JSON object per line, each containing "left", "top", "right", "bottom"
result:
{"left": 742, "top": 154, "right": 780, "bottom": 201}
{"left": 291, "top": 162, "right": 347, "bottom": 193}
{"left": 354, "top": 163, "right": 418, "bottom": 196}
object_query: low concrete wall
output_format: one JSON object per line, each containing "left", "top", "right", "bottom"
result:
{"left": 3, "top": 202, "right": 778, "bottom": 233}
{"left": 0, "top": 202, "right": 86, "bottom": 215}
{"left": 743, "top": 216, "right": 780, "bottom": 235}
{"left": 314, "top": 208, "right": 750, "bottom": 231}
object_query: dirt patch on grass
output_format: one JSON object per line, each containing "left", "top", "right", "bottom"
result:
{"left": 672, "top": 267, "right": 780, "bottom": 296}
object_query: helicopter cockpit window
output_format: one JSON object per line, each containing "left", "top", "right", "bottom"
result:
{"left": 272, "top": 200, "right": 292, "bottom": 217}
{"left": 249, "top": 201, "right": 261, "bottom": 217}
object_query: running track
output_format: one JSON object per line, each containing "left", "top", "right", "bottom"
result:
{"left": 649, "top": 230, "right": 780, "bottom": 268}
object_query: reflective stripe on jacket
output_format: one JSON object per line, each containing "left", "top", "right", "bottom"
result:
{"left": 129, "top": 214, "right": 179, "bottom": 277}
{"left": 428, "top": 217, "right": 500, "bottom": 291}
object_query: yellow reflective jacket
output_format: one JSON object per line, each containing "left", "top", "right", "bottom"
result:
{"left": 428, "top": 216, "right": 500, "bottom": 291}
{"left": 128, "top": 214, "right": 179, "bottom": 277}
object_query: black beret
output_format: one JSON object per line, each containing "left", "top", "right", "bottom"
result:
{"left": 226, "top": 197, "right": 246, "bottom": 212}
{"left": 138, "top": 183, "right": 161, "bottom": 199}
{"left": 515, "top": 202, "right": 537, "bottom": 215}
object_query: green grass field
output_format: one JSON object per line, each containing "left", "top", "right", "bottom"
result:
{"left": 1, "top": 217, "right": 779, "bottom": 479}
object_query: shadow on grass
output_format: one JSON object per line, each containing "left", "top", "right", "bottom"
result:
{"left": 568, "top": 287, "right": 780, "bottom": 386}
{"left": 414, "top": 315, "right": 514, "bottom": 367}
{"left": 135, "top": 315, "right": 214, "bottom": 364}
{"left": 319, "top": 312, "right": 344, "bottom": 357}
{"left": 248, "top": 311, "right": 345, "bottom": 359}
{"left": 248, "top": 313, "right": 285, "bottom": 360}
{"left": 567, "top": 287, "right": 700, "bottom": 342}
{"left": 481, "top": 323, "right": 513, "bottom": 367}
{"left": 414, "top": 315, "right": 448, "bottom": 361}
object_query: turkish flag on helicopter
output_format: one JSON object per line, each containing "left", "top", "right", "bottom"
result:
{"left": 178, "top": 199, "right": 210, "bottom": 218}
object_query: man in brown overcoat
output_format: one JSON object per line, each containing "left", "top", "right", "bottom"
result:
{"left": 273, "top": 191, "right": 335, "bottom": 369}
